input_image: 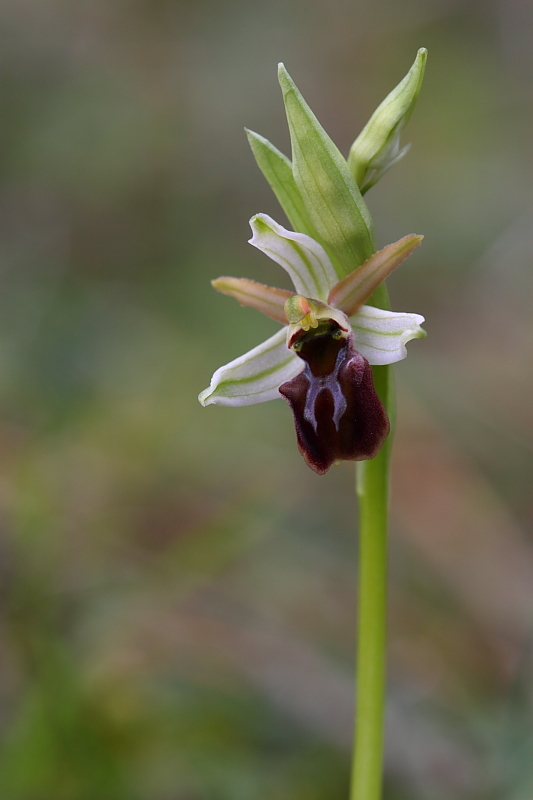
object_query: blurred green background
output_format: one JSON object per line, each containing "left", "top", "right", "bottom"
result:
{"left": 0, "top": 1, "right": 532, "bottom": 798}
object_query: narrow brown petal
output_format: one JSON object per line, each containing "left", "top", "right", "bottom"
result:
{"left": 279, "top": 331, "right": 389, "bottom": 474}
{"left": 327, "top": 234, "right": 423, "bottom": 316}
{"left": 212, "top": 276, "right": 294, "bottom": 324}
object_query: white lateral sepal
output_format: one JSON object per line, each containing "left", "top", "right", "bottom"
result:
{"left": 350, "top": 305, "right": 425, "bottom": 365}
{"left": 198, "top": 327, "right": 303, "bottom": 407}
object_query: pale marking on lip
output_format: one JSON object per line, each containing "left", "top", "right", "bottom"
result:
{"left": 302, "top": 346, "right": 348, "bottom": 433}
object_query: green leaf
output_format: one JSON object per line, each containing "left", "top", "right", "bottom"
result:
{"left": 348, "top": 48, "right": 427, "bottom": 193}
{"left": 278, "top": 64, "right": 375, "bottom": 278}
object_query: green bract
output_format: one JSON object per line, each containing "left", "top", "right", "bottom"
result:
{"left": 278, "top": 64, "right": 375, "bottom": 277}
{"left": 245, "top": 129, "right": 320, "bottom": 242}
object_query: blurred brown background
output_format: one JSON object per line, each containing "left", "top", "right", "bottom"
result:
{"left": 0, "top": 1, "right": 532, "bottom": 798}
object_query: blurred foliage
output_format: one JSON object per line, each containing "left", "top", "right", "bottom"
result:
{"left": 0, "top": 0, "right": 533, "bottom": 798}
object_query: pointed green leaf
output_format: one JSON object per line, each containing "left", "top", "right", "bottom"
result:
{"left": 348, "top": 48, "right": 427, "bottom": 193}
{"left": 278, "top": 64, "right": 375, "bottom": 278}
{"left": 245, "top": 129, "right": 319, "bottom": 238}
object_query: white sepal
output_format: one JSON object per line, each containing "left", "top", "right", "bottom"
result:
{"left": 198, "top": 327, "right": 303, "bottom": 407}
{"left": 248, "top": 213, "right": 338, "bottom": 301}
{"left": 350, "top": 305, "right": 425, "bottom": 365}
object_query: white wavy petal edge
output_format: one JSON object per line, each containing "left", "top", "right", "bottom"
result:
{"left": 248, "top": 213, "right": 337, "bottom": 301}
{"left": 350, "top": 305, "right": 425, "bottom": 365}
{"left": 198, "top": 327, "right": 303, "bottom": 407}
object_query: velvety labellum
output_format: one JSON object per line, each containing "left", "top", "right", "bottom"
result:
{"left": 279, "top": 323, "right": 390, "bottom": 474}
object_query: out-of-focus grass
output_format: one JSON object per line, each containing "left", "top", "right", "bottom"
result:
{"left": 0, "top": 1, "right": 532, "bottom": 798}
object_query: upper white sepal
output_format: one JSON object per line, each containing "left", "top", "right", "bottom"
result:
{"left": 248, "top": 214, "right": 338, "bottom": 301}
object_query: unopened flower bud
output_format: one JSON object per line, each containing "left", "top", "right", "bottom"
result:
{"left": 348, "top": 48, "right": 427, "bottom": 194}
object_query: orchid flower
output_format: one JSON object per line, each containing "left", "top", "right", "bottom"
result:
{"left": 199, "top": 213, "right": 424, "bottom": 474}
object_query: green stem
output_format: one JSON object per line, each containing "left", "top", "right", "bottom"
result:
{"left": 350, "top": 284, "right": 395, "bottom": 800}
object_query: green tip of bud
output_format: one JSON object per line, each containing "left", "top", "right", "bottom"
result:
{"left": 277, "top": 63, "right": 296, "bottom": 99}
{"left": 278, "top": 66, "right": 287, "bottom": 88}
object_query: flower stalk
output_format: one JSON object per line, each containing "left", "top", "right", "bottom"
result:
{"left": 352, "top": 286, "right": 395, "bottom": 800}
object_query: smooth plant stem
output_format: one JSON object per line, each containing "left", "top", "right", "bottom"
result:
{"left": 350, "top": 284, "right": 395, "bottom": 800}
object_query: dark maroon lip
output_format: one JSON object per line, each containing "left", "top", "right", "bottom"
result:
{"left": 279, "top": 332, "right": 389, "bottom": 475}
{"left": 294, "top": 329, "right": 346, "bottom": 377}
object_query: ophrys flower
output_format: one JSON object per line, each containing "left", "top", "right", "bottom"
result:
{"left": 199, "top": 213, "right": 424, "bottom": 474}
